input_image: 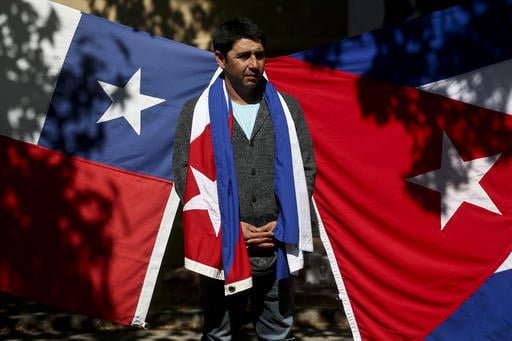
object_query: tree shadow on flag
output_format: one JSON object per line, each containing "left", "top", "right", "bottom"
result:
{"left": 0, "top": 0, "right": 115, "bottom": 322}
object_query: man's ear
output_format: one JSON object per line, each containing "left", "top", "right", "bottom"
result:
{"left": 215, "top": 50, "right": 226, "bottom": 69}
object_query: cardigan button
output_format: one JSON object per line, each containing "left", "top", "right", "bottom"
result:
{"left": 228, "top": 285, "right": 236, "bottom": 293}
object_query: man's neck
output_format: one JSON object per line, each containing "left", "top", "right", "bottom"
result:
{"left": 225, "top": 79, "right": 262, "bottom": 105}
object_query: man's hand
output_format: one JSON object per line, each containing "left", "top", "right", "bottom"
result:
{"left": 241, "top": 221, "right": 276, "bottom": 248}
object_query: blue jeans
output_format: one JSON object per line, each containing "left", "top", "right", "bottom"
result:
{"left": 199, "top": 274, "right": 295, "bottom": 341}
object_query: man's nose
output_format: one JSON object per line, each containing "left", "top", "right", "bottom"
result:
{"left": 248, "top": 54, "right": 259, "bottom": 68}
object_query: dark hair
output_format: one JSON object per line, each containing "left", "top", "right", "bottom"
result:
{"left": 212, "top": 17, "right": 266, "bottom": 56}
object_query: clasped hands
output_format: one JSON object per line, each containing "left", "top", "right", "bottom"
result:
{"left": 240, "top": 221, "right": 276, "bottom": 248}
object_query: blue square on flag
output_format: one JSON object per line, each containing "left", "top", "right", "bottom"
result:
{"left": 39, "top": 13, "right": 217, "bottom": 180}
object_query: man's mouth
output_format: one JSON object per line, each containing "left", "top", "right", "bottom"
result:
{"left": 245, "top": 74, "right": 260, "bottom": 80}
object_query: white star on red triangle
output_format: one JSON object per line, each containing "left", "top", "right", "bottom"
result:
{"left": 183, "top": 166, "right": 221, "bottom": 236}
{"left": 407, "top": 133, "right": 501, "bottom": 230}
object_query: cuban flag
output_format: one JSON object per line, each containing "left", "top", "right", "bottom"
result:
{"left": 266, "top": 0, "right": 512, "bottom": 339}
{"left": 0, "top": 0, "right": 216, "bottom": 326}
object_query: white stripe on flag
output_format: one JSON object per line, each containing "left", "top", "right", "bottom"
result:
{"left": 1, "top": 0, "right": 81, "bottom": 144}
{"left": 278, "top": 93, "right": 314, "bottom": 254}
{"left": 419, "top": 59, "right": 512, "bottom": 116}
{"left": 314, "top": 197, "right": 361, "bottom": 341}
{"left": 131, "top": 186, "right": 180, "bottom": 327}
{"left": 189, "top": 88, "right": 211, "bottom": 142}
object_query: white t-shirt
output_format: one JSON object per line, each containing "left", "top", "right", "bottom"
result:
{"left": 232, "top": 101, "right": 260, "bottom": 139}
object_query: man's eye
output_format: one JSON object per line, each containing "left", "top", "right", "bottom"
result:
{"left": 236, "top": 52, "right": 265, "bottom": 60}
{"left": 255, "top": 52, "right": 265, "bottom": 60}
{"left": 237, "top": 53, "right": 251, "bottom": 60}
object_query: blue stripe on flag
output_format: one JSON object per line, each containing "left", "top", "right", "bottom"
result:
{"left": 208, "top": 77, "right": 241, "bottom": 279}
{"left": 426, "top": 269, "right": 512, "bottom": 340}
{"left": 291, "top": 0, "right": 512, "bottom": 87}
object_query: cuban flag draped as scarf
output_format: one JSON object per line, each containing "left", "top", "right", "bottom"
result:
{"left": 182, "top": 69, "right": 313, "bottom": 295}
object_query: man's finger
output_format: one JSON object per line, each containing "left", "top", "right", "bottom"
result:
{"left": 248, "top": 231, "right": 273, "bottom": 239}
{"left": 254, "top": 242, "right": 275, "bottom": 248}
{"left": 246, "top": 237, "right": 274, "bottom": 245}
{"left": 258, "top": 221, "right": 277, "bottom": 232}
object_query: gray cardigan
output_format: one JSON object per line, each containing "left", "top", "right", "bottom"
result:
{"left": 172, "top": 93, "right": 316, "bottom": 227}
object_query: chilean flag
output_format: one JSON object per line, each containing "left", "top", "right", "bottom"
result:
{"left": 266, "top": 0, "right": 512, "bottom": 339}
{"left": 0, "top": 0, "right": 216, "bottom": 326}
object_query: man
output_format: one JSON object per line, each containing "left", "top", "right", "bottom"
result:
{"left": 172, "top": 17, "right": 316, "bottom": 340}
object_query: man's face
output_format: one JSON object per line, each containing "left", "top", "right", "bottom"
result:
{"left": 215, "top": 38, "right": 265, "bottom": 92}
